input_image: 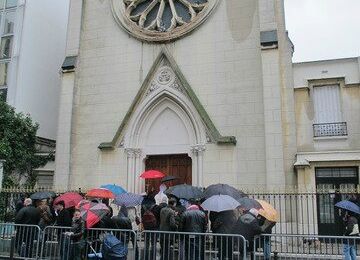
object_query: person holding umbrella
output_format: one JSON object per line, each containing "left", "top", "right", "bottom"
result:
{"left": 257, "top": 200, "right": 278, "bottom": 260}
{"left": 335, "top": 200, "right": 360, "bottom": 260}
{"left": 343, "top": 210, "right": 359, "bottom": 260}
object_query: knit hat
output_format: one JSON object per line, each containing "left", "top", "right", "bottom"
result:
{"left": 187, "top": 204, "right": 199, "bottom": 211}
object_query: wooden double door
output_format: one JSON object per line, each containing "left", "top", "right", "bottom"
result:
{"left": 145, "top": 154, "right": 192, "bottom": 193}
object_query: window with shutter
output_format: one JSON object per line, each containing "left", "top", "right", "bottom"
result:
{"left": 313, "top": 85, "right": 347, "bottom": 137}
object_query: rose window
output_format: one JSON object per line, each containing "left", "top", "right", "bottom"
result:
{"left": 111, "top": 0, "right": 219, "bottom": 42}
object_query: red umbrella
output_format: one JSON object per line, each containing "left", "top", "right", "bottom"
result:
{"left": 53, "top": 192, "right": 83, "bottom": 209}
{"left": 78, "top": 200, "right": 110, "bottom": 228}
{"left": 140, "top": 170, "right": 165, "bottom": 179}
{"left": 86, "top": 188, "right": 115, "bottom": 199}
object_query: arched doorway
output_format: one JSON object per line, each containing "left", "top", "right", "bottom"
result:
{"left": 145, "top": 154, "right": 192, "bottom": 193}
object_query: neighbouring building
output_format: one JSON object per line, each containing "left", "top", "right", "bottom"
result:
{"left": 0, "top": 0, "right": 69, "bottom": 186}
{"left": 55, "top": 0, "right": 296, "bottom": 191}
{"left": 293, "top": 57, "right": 360, "bottom": 235}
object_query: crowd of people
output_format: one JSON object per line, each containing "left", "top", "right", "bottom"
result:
{"left": 11, "top": 188, "right": 360, "bottom": 260}
{"left": 13, "top": 189, "right": 275, "bottom": 260}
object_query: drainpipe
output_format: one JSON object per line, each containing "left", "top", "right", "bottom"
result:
{"left": 0, "top": 159, "right": 5, "bottom": 188}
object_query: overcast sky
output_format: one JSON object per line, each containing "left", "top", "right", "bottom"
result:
{"left": 284, "top": 0, "right": 360, "bottom": 62}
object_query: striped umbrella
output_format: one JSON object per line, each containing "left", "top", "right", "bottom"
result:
{"left": 114, "top": 193, "right": 144, "bottom": 207}
{"left": 78, "top": 200, "right": 110, "bottom": 228}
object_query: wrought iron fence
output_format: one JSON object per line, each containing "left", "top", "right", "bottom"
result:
{"left": 253, "top": 233, "right": 360, "bottom": 259}
{"left": 313, "top": 122, "right": 347, "bottom": 137}
{"left": 1, "top": 188, "right": 359, "bottom": 237}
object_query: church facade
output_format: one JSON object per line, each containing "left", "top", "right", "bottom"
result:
{"left": 54, "top": 0, "right": 296, "bottom": 192}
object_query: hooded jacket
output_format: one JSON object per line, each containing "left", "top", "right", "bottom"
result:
{"left": 159, "top": 206, "right": 177, "bottom": 231}
{"left": 233, "top": 213, "right": 262, "bottom": 241}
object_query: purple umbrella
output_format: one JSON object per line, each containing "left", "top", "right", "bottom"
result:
{"left": 114, "top": 193, "right": 144, "bottom": 207}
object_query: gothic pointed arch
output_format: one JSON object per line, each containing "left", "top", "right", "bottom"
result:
{"left": 98, "top": 47, "right": 236, "bottom": 150}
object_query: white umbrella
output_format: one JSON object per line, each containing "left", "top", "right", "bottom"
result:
{"left": 201, "top": 194, "right": 240, "bottom": 212}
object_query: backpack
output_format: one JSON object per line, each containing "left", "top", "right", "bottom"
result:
{"left": 102, "top": 233, "right": 128, "bottom": 259}
{"left": 142, "top": 209, "right": 157, "bottom": 230}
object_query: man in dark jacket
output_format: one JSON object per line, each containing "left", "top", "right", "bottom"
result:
{"left": 15, "top": 198, "right": 41, "bottom": 257}
{"left": 159, "top": 198, "right": 178, "bottom": 260}
{"left": 210, "top": 210, "right": 237, "bottom": 260}
{"left": 55, "top": 201, "right": 72, "bottom": 227}
{"left": 54, "top": 200, "right": 72, "bottom": 260}
{"left": 179, "top": 204, "right": 207, "bottom": 260}
{"left": 233, "top": 208, "right": 262, "bottom": 260}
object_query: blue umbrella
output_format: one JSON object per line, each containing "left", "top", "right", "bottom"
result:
{"left": 335, "top": 200, "right": 360, "bottom": 215}
{"left": 114, "top": 193, "right": 144, "bottom": 207}
{"left": 100, "top": 184, "right": 126, "bottom": 196}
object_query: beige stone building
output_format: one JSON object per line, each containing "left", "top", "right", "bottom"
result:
{"left": 293, "top": 57, "right": 360, "bottom": 235}
{"left": 54, "top": 0, "right": 297, "bottom": 192}
{"left": 294, "top": 57, "right": 360, "bottom": 191}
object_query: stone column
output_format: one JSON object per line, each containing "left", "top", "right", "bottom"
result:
{"left": 125, "top": 148, "right": 142, "bottom": 193}
{"left": 0, "top": 160, "right": 5, "bottom": 188}
{"left": 191, "top": 144, "right": 206, "bottom": 187}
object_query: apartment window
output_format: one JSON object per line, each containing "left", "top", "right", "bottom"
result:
{"left": 313, "top": 85, "right": 347, "bottom": 137}
{"left": 0, "top": 0, "right": 17, "bottom": 101}
{"left": 5, "top": 0, "right": 17, "bottom": 9}
{"left": 0, "top": 62, "right": 7, "bottom": 85}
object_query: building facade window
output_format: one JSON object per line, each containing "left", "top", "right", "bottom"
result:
{"left": 313, "top": 84, "right": 347, "bottom": 137}
{"left": 0, "top": 0, "right": 17, "bottom": 101}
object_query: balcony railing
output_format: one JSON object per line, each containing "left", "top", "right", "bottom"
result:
{"left": 313, "top": 122, "right": 347, "bottom": 137}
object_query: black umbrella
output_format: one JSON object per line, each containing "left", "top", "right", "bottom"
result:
{"left": 161, "top": 176, "right": 178, "bottom": 183}
{"left": 30, "top": 191, "right": 53, "bottom": 200}
{"left": 165, "top": 184, "right": 203, "bottom": 200}
{"left": 237, "top": 197, "right": 262, "bottom": 211}
{"left": 202, "top": 184, "right": 247, "bottom": 201}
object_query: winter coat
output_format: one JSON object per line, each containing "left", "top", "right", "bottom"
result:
{"left": 38, "top": 205, "right": 53, "bottom": 229}
{"left": 15, "top": 205, "right": 41, "bottom": 225}
{"left": 112, "top": 215, "right": 133, "bottom": 243}
{"left": 99, "top": 214, "right": 114, "bottom": 229}
{"left": 112, "top": 215, "right": 132, "bottom": 230}
{"left": 233, "top": 213, "right": 262, "bottom": 242}
{"left": 151, "top": 203, "right": 167, "bottom": 228}
{"left": 70, "top": 218, "right": 85, "bottom": 242}
{"left": 159, "top": 206, "right": 177, "bottom": 232}
{"left": 211, "top": 210, "right": 237, "bottom": 234}
{"left": 56, "top": 208, "right": 72, "bottom": 227}
{"left": 344, "top": 216, "right": 359, "bottom": 236}
{"left": 179, "top": 209, "right": 207, "bottom": 233}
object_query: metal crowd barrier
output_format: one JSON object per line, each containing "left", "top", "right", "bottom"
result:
{"left": 253, "top": 233, "right": 360, "bottom": 259}
{"left": 0, "top": 223, "right": 41, "bottom": 259}
{"left": 40, "top": 225, "right": 72, "bottom": 259}
{"left": 139, "top": 230, "right": 247, "bottom": 260}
